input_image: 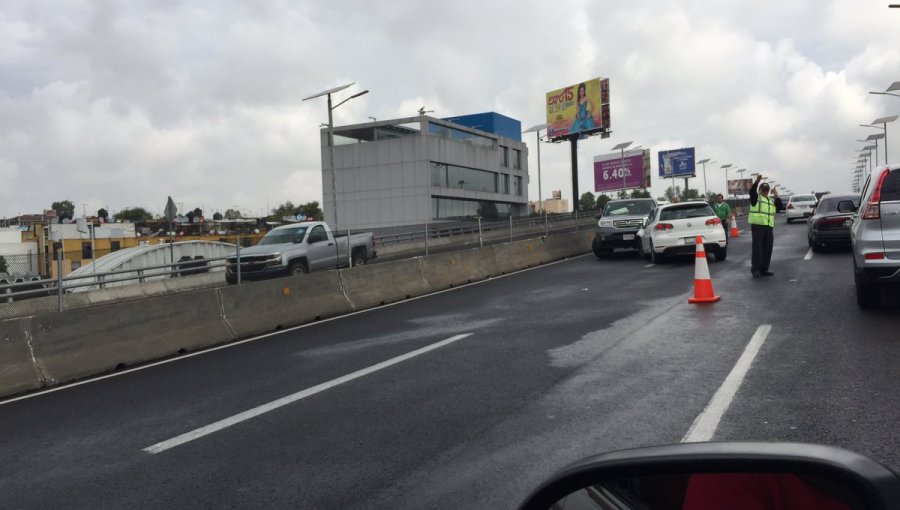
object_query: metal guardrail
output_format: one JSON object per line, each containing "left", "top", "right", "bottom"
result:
{"left": 374, "top": 211, "right": 594, "bottom": 246}
{"left": 1, "top": 212, "right": 598, "bottom": 313}
{"left": 0, "top": 251, "right": 275, "bottom": 307}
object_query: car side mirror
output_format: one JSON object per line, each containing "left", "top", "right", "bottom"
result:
{"left": 518, "top": 442, "right": 900, "bottom": 510}
{"left": 837, "top": 200, "right": 857, "bottom": 214}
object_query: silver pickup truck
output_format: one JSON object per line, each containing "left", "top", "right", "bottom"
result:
{"left": 225, "top": 221, "right": 377, "bottom": 283}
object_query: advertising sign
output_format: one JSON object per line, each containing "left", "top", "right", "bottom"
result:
{"left": 546, "top": 77, "right": 610, "bottom": 140}
{"left": 728, "top": 179, "right": 754, "bottom": 196}
{"left": 593, "top": 149, "right": 650, "bottom": 193}
{"left": 658, "top": 148, "right": 696, "bottom": 178}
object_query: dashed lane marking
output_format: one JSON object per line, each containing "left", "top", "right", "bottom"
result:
{"left": 682, "top": 325, "right": 772, "bottom": 443}
{"left": 142, "top": 333, "right": 473, "bottom": 454}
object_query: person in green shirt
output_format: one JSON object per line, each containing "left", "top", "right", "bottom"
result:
{"left": 712, "top": 193, "right": 731, "bottom": 238}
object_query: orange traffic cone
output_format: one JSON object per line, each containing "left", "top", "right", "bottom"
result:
{"left": 688, "top": 236, "right": 720, "bottom": 304}
{"left": 729, "top": 213, "right": 739, "bottom": 238}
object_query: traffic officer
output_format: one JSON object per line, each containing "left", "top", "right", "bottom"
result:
{"left": 712, "top": 193, "right": 731, "bottom": 238}
{"left": 749, "top": 175, "right": 777, "bottom": 278}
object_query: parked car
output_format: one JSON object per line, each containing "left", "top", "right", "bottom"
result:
{"left": 786, "top": 194, "right": 818, "bottom": 223}
{"left": 637, "top": 201, "right": 727, "bottom": 263}
{"left": 850, "top": 165, "right": 900, "bottom": 309}
{"left": 225, "top": 221, "right": 377, "bottom": 283}
{"left": 591, "top": 198, "right": 657, "bottom": 258}
{"left": 807, "top": 193, "right": 859, "bottom": 252}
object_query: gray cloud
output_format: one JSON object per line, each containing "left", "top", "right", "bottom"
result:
{"left": 1, "top": 0, "right": 898, "bottom": 218}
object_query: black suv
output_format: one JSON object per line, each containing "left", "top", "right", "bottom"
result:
{"left": 592, "top": 198, "right": 657, "bottom": 258}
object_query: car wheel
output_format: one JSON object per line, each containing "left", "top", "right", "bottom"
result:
{"left": 811, "top": 239, "right": 821, "bottom": 253}
{"left": 351, "top": 252, "right": 367, "bottom": 267}
{"left": 288, "top": 261, "right": 308, "bottom": 276}
{"left": 592, "top": 238, "right": 605, "bottom": 259}
{"left": 714, "top": 246, "right": 727, "bottom": 261}
{"left": 650, "top": 240, "right": 665, "bottom": 264}
{"left": 786, "top": 217, "right": 792, "bottom": 224}
{"left": 638, "top": 239, "right": 650, "bottom": 260}
{"left": 855, "top": 273, "right": 880, "bottom": 309}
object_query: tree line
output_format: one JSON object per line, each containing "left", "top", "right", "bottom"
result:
{"left": 47, "top": 199, "right": 323, "bottom": 224}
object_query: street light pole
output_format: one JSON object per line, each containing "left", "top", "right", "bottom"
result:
{"left": 697, "top": 159, "right": 713, "bottom": 198}
{"left": 524, "top": 123, "right": 550, "bottom": 213}
{"left": 303, "top": 83, "right": 370, "bottom": 230}
{"left": 721, "top": 164, "right": 733, "bottom": 198}
{"left": 611, "top": 141, "right": 633, "bottom": 197}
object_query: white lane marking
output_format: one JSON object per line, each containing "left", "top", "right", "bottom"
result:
{"left": 0, "top": 254, "right": 587, "bottom": 407}
{"left": 142, "top": 333, "right": 472, "bottom": 454}
{"left": 682, "top": 325, "right": 772, "bottom": 443}
{"left": 644, "top": 264, "right": 655, "bottom": 268}
{"left": 804, "top": 249, "right": 813, "bottom": 260}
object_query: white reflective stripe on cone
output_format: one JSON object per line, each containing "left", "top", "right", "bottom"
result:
{"left": 694, "top": 237, "right": 711, "bottom": 280}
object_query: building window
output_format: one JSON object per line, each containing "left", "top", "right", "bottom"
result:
{"left": 513, "top": 176, "right": 523, "bottom": 196}
{"left": 81, "top": 242, "right": 93, "bottom": 260}
{"left": 432, "top": 197, "right": 512, "bottom": 220}
{"left": 428, "top": 122, "right": 495, "bottom": 148}
{"left": 498, "top": 174, "right": 510, "bottom": 194}
{"left": 431, "top": 162, "right": 498, "bottom": 193}
{"left": 513, "top": 149, "right": 522, "bottom": 169}
{"left": 500, "top": 146, "right": 509, "bottom": 167}
{"left": 110, "top": 241, "right": 121, "bottom": 252}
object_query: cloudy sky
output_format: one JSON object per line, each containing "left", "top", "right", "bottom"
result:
{"left": 2, "top": 0, "right": 899, "bottom": 218}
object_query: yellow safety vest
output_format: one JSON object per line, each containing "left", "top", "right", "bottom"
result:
{"left": 749, "top": 195, "right": 775, "bottom": 228}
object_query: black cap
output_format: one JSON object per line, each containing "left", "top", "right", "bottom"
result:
{"left": 760, "top": 183, "right": 771, "bottom": 190}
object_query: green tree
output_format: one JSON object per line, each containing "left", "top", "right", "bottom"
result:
{"left": 630, "top": 189, "right": 652, "bottom": 199}
{"left": 596, "top": 194, "right": 611, "bottom": 211}
{"left": 664, "top": 186, "right": 682, "bottom": 202}
{"left": 51, "top": 200, "right": 75, "bottom": 218}
{"left": 113, "top": 207, "right": 153, "bottom": 223}
{"left": 682, "top": 189, "right": 701, "bottom": 201}
{"left": 578, "top": 192, "right": 596, "bottom": 211}
{"left": 223, "top": 208, "right": 242, "bottom": 220}
{"left": 212, "top": 212, "right": 223, "bottom": 221}
{"left": 270, "top": 201, "right": 296, "bottom": 219}
{"left": 298, "top": 201, "right": 323, "bottom": 220}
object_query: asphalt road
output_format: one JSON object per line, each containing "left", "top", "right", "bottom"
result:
{"left": 2, "top": 214, "right": 898, "bottom": 509}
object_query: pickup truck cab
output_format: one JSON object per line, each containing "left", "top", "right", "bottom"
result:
{"left": 225, "top": 221, "right": 376, "bottom": 283}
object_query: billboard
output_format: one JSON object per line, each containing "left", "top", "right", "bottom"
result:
{"left": 658, "top": 148, "right": 696, "bottom": 178}
{"left": 546, "top": 77, "right": 610, "bottom": 140}
{"left": 593, "top": 149, "right": 651, "bottom": 193}
{"left": 728, "top": 179, "right": 754, "bottom": 196}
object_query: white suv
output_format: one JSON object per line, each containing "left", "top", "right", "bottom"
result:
{"left": 786, "top": 194, "right": 818, "bottom": 223}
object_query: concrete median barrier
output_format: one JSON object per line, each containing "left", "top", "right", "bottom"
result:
{"left": 575, "top": 229, "right": 594, "bottom": 252}
{"left": 28, "top": 289, "right": 233, "bottom": 386}
{"left": 541, "top": 232, "right": 578, "bottom": 263}
{"left": 500, "top": 238, "right": 548, "bottom": 271}
{"left": 339, "top": 258, "right": 431, "bottom": 310}
{"left": 217, "top": 271, "right": 352, "bottom": 339}
{"left": 0, "top": 317, "right": 43, "bottom": 397}
{"left": 420, "top": 247, "right": 501, "bottom": 291}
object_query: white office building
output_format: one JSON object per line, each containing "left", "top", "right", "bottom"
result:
{"left": 320, "top": 112, "right": 529, "bottom": 230}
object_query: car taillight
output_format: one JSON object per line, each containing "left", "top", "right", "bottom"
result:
{"left": 705, "top": 218, "right": 721, "bottom": 226}
{"left": 654, "top": 223, "right": 674, "bottom": 231}
{"left": 787, "top": 203, "right": 794, "bottom": 209}
{"left": 817, "top": 217, "right": 848, "bottom": 226}
{"left": 862, "top": 168, "right": 891, "bottom": 220}
{"left": 865, "top": 252, "right": 885, "bottom": 260}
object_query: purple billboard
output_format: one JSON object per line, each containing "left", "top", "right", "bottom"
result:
{"left": 593, "top": 150, "right": 649, "bottom": 193}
